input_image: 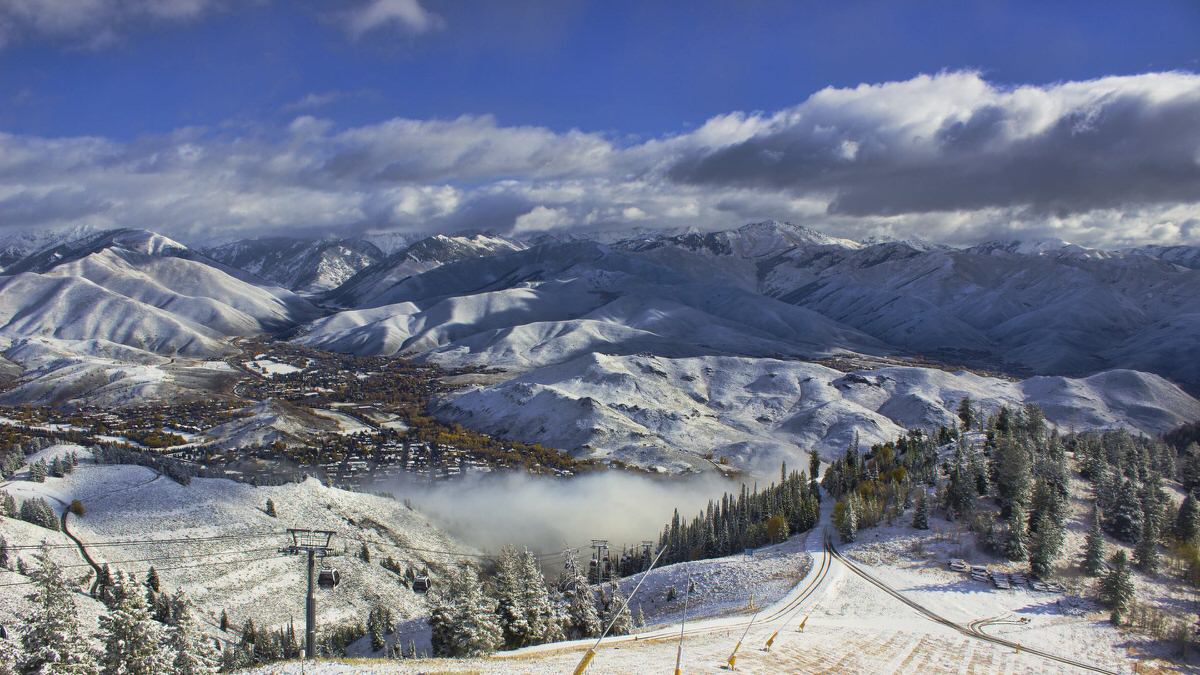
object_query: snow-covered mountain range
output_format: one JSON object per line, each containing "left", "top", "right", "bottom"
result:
{"left": 0, "top": 221, "right": 1196, "bottom": 471}
{"left": 323, "top": 233, "right": 526, "bottom": 308}
{"left": 204, "top": 237, "right": 384, "bottom": 294}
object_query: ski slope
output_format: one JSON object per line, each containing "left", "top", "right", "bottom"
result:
{"left": 1, "top": 453, "right": 473, "bottom": 636}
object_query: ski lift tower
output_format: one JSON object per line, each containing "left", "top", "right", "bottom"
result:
{"left": 590, "top": 539, "right": 609, "bottom": 583}
{"left": 283, "top": 528, "right": 335, "bottom": 659}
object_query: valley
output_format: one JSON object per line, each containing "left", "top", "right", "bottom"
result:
{"left": 0, "top": 221, "right": 1197, "bottom": 673}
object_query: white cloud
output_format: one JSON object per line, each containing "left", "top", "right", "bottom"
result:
{"left": 343, "top": 0, "right": 440, "bottom": 38}
{"left": 512, "top": 205, "right": 570, "bottom": 234}
{"left": 0, "top": 0, "right": 237, "bottom": 49}
{"left": 281, "top": 91, "right": 348, "bottom": 113}
{"left": 0, "top": 71, "right": 1198, "bottom": 248}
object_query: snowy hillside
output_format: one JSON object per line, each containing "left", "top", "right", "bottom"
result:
{"left": 752, "top": 233, "right": 1200, "bottom": 389}
{"left": 555, "top": 223, "right": 1200, "bottom": 391}
{"left": 0, "top": 224, "right": 101, "bottom": 269}
{"left": 323, "top": 233, "right": 527, "bottom": 308}
{"left": 0, "top": 449, "right": 472, "bottom": 634}
{"left": 0, "top": 337, "right": 238, "bottom": 408}
{"left": 298, "top": 241, "right": 883, "bottom": 369}
{"left": 436, "top": 353, "right": 1200, "bottom": 471}
{"left": 0, "top": 228, "right": 318, "bottom": 359}
{"left": 302, "top": 223, "right": 1200, "bottom": 394}
{"left": 1128, "top": 243, "right": 1200, "bottom": 269}
{"left": 204, "top": 400, "right": 371, "bottom": 449}
{"left": 205, "top": 237, "right": 384, "bottom": 294}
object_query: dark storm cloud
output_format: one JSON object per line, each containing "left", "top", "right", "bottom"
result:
{"left": 668, "top": 72, "right": 1200, "bottom": 218}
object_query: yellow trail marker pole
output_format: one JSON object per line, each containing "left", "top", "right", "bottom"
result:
{"left": 727, "top": 605, "right": 762, "bottom": 670}
{"left": 572, "top": 648, "right": 596, "bottom": 675}
{"left": 764, "top": 629, "right": 780, "bottom": 651}
{"left": 797, "top": 615, "right": 808, "bottom": 632}
{"left": 675, "top": 572, "right": 693, "bottom": 675}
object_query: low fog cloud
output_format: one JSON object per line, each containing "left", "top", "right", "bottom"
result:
{"left": 380, "top": 471, "right": 733, "bottom": 555}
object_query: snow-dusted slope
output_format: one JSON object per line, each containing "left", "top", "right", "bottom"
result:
{"left": 1127, "top": 243, "right": 1200, "bottom": 269}
{"left": 436, "top": 353, "right": 1200, "bottom": 472}
{"left": 0, "top": 273, "right": 233, "bottom": 356}
{"left": 0, "top": 228, "right": 318, "bottom": 358}
{"left": 324, "top": 233, "right": 527, "bottom": 308}
{"left": 765, "top": 243, "right": 1200, "bottom": 383}
{"left": 203, "top": 399, "right": 370, "bottom": 448}
{"left": 298, "top": 241, "right": 884, "bottom": 369}
{"left": 0, "top": 224, "right": 100, "bottom": 269}
{"left": 205, "top": 237, "right": 384, "bottom": 294}
{"left": 0, "top": 337, "right": 238, "bottom": 408}
{"left": 0, "top": 450, "right": 470, "bottom": 634}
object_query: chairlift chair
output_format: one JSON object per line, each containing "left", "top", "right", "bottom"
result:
{"left": 412, "top": 573, "right": 431, "bottom": 593}
{"left": 317, "top": 566, "right": 341, "bottom": 589}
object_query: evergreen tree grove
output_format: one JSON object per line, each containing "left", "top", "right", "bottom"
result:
{"left": 98, "top": 571, "right": 172, "bottom": 675}
{"left": 20, "top": 544, "right": 98, "bottom": 674}
{"left": 429, "top": 565, "right": 502, "bottom": 657}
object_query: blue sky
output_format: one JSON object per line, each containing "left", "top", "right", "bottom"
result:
{"left": 5, "top": 1, "right": 1198, "bottom": 139}
{"left": 0, "top": 0, "right": 1198, "bottom": 246}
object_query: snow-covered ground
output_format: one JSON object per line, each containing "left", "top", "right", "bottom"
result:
{"left": 245, "top": 358, "right": 304, "bottom": 377}
{"left": 242, "top": 501, "right": 1172, "bottom": 674}
{"left": 437, "top": 352, "right": 1200, "bottom": 471}
{"left": 202, "top": 399, "right": 372, "bottom": 448}
{"left": 1, "top": 455, "right": 472, "bottom": 639}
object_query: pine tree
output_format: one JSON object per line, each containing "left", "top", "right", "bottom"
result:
{"left": 562, "top": 551, "right": 602, "bottom": 639}
{"left": 265, "top": 499, "right": 277, "bottom": 518}
{"left": 19, "top": 496, "right": 61, "bottom": 531}
{"left": 97, "top": 564, "right": 116, "bottom": 606}
{"left": 1099, "top": 550, "right": 1135, "bottom": 625}
{"left": 601, "top": 583, "right": 634, "bottom": 636}
{"left": 368, "top": 606, "right": 387, "bottom": 652}
{"left": 20, "top": 544, "right": 98, "bottom": 674}
{"left": 166, "top": 589, "right": 219, "bottom": 675}
{"left": 1027, "top": 512, "right": 1060, "bottom": 578}
{"left": 957, "top": 396, "right": 974, "bottom": 430}
{"left": 0, "top": 490, "right": 14, "bottom": 518}
{"left": 99, "top": 571, "right": 171, "bottom": 674}
{"left": 1175, "top": 491, "right": 1200, "bottom": 544}
{"left": 835, "top": 496, "right": 859, "bottom": 543}
{"left": 634, "top": 605, "right": 646, "bottom": 628}
{"left": 0, "top": 536, "right": 8, "bottom": 570}
{"left": 1083, "top": 508, "right": 1106, "bottom": 577}
{"left": 146, "top": 566, "right": 161, "bottom": 593}
{"left": 220, "top": 609, "right": 229, "bottom": 632}
{"left": 429, "top": 564, "right": 503, "bottom": 657}
{"left": 912, "top": 490, "right": 929, "bottom": 530}
{"left": 809, "top": 449, "right": 820, "bottom": 483}
{"left": 494, "top": 547, "right": 530, "bottom": 649}
{"left": 1134, "top": 510, "right": 1160, "bottom": 574}
{"left": 518, "top": 548, "right": 563, "bottom": 645}
{"left": 1107, "top": 479, "right": 1144, "bottom": 543}
{"left": 359, "top": 543, "right": 371, "bottom": 563}
{"left": 1003, "top": 504, "right": 1028, "bottom": 561}
{"left": 993, "top": 437, "right": 1032, "bottom": 516}
{"left": 31, "top": 459, "right": 47, "bottom": 483}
